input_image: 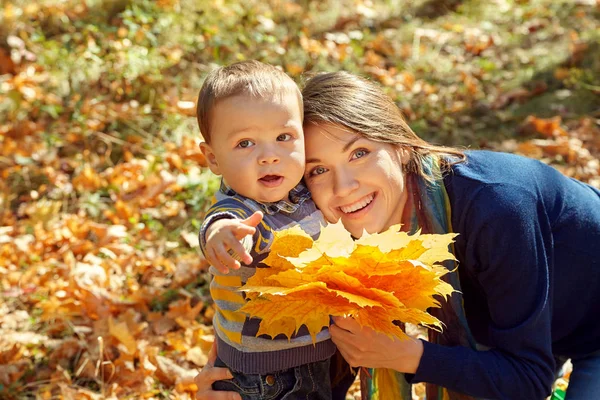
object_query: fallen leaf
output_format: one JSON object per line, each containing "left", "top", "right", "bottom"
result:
{"left": 108, "top": 317, "right": 137, "bottom": 354}
{"left": 154, "top": 355, "right": 198, "bottom": 385}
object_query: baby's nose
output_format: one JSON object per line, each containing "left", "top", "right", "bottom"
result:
{"left": 259, "top": 153, "right": 280, "bottom": 164}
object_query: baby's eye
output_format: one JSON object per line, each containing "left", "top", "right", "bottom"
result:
{"left": 277, "top": 133, "right": 292, "bottom": 141}
{"left": 351, "top": 148, "right": 369, "bottom": 160}
{"left": 237, "top": 140, "right": 254, "bottom": 148}
{"left": 309, "top": 166, "right": 328, "bottom": 176}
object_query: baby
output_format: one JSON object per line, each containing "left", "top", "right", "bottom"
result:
{"left": 197, "top": 60, "right": 333, "bottom": 399}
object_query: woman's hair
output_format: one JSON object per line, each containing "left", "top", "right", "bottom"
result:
{"left": 301, "top": 71, "right": 465, "bottom": 181}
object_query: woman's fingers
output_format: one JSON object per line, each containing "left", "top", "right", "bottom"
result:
{"left": 196, "top": 374, "right": 242, "bottom": 400}
{"left": 330, "top": 317, "right": 361, "bottom": 350}
{"left": 330, "top": 335, "right": 364, "bottom": 368}
{"left": 330, "top": 317, "right": 377, "bottom": 368}
{"left": 329, "top": 336, "right": 356, "bottom": 367}
{"left": 329, "top": 322, "right": 354, "bottom": 341}
{"left": 193, "top": 342, "right": 241, "bottom": 400}
{"left": 207, "top": 340, "right": 217, "bottom": 366}
{"left": 195, "top": 365, "right": 233, "bottom": 384}
{"left": 194, "top": 364, "right": 239, "bottom": 400}
{"left": 331, "top": 316, "right": 361, "bottom": 333}
{"left": 330, "top": 324, "right": 360, "bottom": 350}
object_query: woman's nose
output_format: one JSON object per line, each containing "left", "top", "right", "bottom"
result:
{"left": 333, "top": 169, "right": 359, "bottom": 197}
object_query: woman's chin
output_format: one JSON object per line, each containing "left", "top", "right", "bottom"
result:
{"left": 328, "top": 214, "right": 376, "bottom": 237}
{"left": 340, "top": 220, "right": 368, "bottom": 238}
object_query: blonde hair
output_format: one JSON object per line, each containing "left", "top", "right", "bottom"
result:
{"left": 302, "top": 71, "right": 465, "bottom": 180}
{"left": 197, "top": 60, "right": 302, "bottom": 143}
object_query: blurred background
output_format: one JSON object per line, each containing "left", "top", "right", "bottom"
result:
{"left": 0, "top": 0, "right": 598, "bottom": 398}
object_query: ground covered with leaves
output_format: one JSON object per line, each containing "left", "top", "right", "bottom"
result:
{"left": 0, "top": 0, "right": 599, "bottom": 399}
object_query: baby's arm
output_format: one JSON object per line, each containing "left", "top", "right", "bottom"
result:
{"left": 203, "top": 211, "right": 263, "bottom": 273}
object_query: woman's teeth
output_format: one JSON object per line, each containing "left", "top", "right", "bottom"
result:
{"left": 340, "top": 194, "right": 374, "bottom": 214}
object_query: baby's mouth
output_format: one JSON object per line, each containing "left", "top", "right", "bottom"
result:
{"left": 259, "top": 175, "right": 284, "bottom": 187}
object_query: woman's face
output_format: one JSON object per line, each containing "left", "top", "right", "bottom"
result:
{"left": 304, "top": 123, "right": 409, "bottom": 238}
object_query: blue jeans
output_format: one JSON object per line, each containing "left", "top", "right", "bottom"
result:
{"left": 556, "top": 350, "right": 600, "bottom": 400}
{"left": 213, "top": 356, "right": 332, "bottom": 400}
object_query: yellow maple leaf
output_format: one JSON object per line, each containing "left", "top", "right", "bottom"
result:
{"left": 256, "top": 316, "right": 297, "bottom": 339}
{"left": 354, "top": 224, "right": 408, "bottom": 252}
{"left": 239, "top": 289, "right": 355, "bottom": 342}
{"left": 285, "top": 221, "right": 354, "bottom": 267}
{"left": 316, "top": 271, "right": 402, "bottom": 308}
{"left": 244, "top": 266, "right": 288, "bottom": 288}
{"left": 353, "top": 306, "right": 409, "bottom": 340}
{"left": 242, "top": 279, "right": 386, "bottom": 309}
{"left": 262, "top": 226, "right": 314, "bottom": 271}
{"left": 363, "top": 265, "right": 454, "bottom": 310}
{"left": 240, "top": 221, "right": 458, "bottom": 341}
{"left": 417, "top": 233, "right": 458, "bottom": 265}
{"left": 241, "top": 281, "right": 328, "bottom": 296}
{"left": 355, "top": 303, "right": 443, "bottom": 335}
{"left": 265, "top": 268, "right": 312, "bottom": 287}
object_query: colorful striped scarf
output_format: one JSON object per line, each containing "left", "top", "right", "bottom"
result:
{"left": 360, "top": 156, "right": 478, "bottom": 400}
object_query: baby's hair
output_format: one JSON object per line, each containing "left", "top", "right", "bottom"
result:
{"left": 197, "top": 60, "right": 301, "bottom": 143}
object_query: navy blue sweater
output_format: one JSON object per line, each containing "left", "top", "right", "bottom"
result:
{"left": 411, "top": 151, "right": 600, "bottom": 399}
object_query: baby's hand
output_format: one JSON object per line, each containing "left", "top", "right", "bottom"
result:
{"left": 204, "top": 211, "right": 263, "bottom": 274}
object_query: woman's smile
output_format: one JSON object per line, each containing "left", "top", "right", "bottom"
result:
{"left": 338, "top": 192, "right": 376, "bottom": 216}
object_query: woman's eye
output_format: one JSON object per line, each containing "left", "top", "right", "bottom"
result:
{"left": 351, "top": 148, "right": 369, "bottom": 160}
{"left": 309, "top": 166, "right": 328, "bottom": 176}
{"left": 277, "top": 133, "right": 292, "bottom": 141}
{"left": 237, "top": 140, "right": 254, "bottom": 148}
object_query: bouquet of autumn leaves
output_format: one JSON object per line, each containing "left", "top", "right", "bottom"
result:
{"left": 239, "top": 222, "right": 457, "bottom": 342}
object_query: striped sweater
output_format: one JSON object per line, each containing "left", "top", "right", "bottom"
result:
{"left": 199, "top": 181, "right": 335, "bottom": 374}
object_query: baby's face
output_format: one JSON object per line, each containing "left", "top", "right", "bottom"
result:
{"left": 203, "top": 92, "right": 305, "bottom": 203}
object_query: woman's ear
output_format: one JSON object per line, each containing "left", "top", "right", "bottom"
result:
{"left": 397, "top": 147, "right": 411, "bottom": 166}
{"left": 199, "top": 142, "right": 221, "bottom": 175}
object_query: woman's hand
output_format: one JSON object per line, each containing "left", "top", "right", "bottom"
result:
{"left": 329, "top": 316, "right": 424, "bottom": 374}
{"left": 194, "top": 342, "right": 241, "bottom": 400}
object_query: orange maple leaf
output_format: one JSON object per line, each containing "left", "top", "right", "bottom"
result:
{"left": 240, "top": 221, "right": 457, "bottom": 341}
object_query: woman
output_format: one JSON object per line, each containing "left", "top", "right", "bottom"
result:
{"left": 195, "top": 72, "right": 600, "bottom": 400}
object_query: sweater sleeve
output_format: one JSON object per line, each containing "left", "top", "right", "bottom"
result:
{"left": 198, "top": 198, "right": 257, "bottom": 260}
{"left": 411, "top": 185, "right": 556, "bottom": 399}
